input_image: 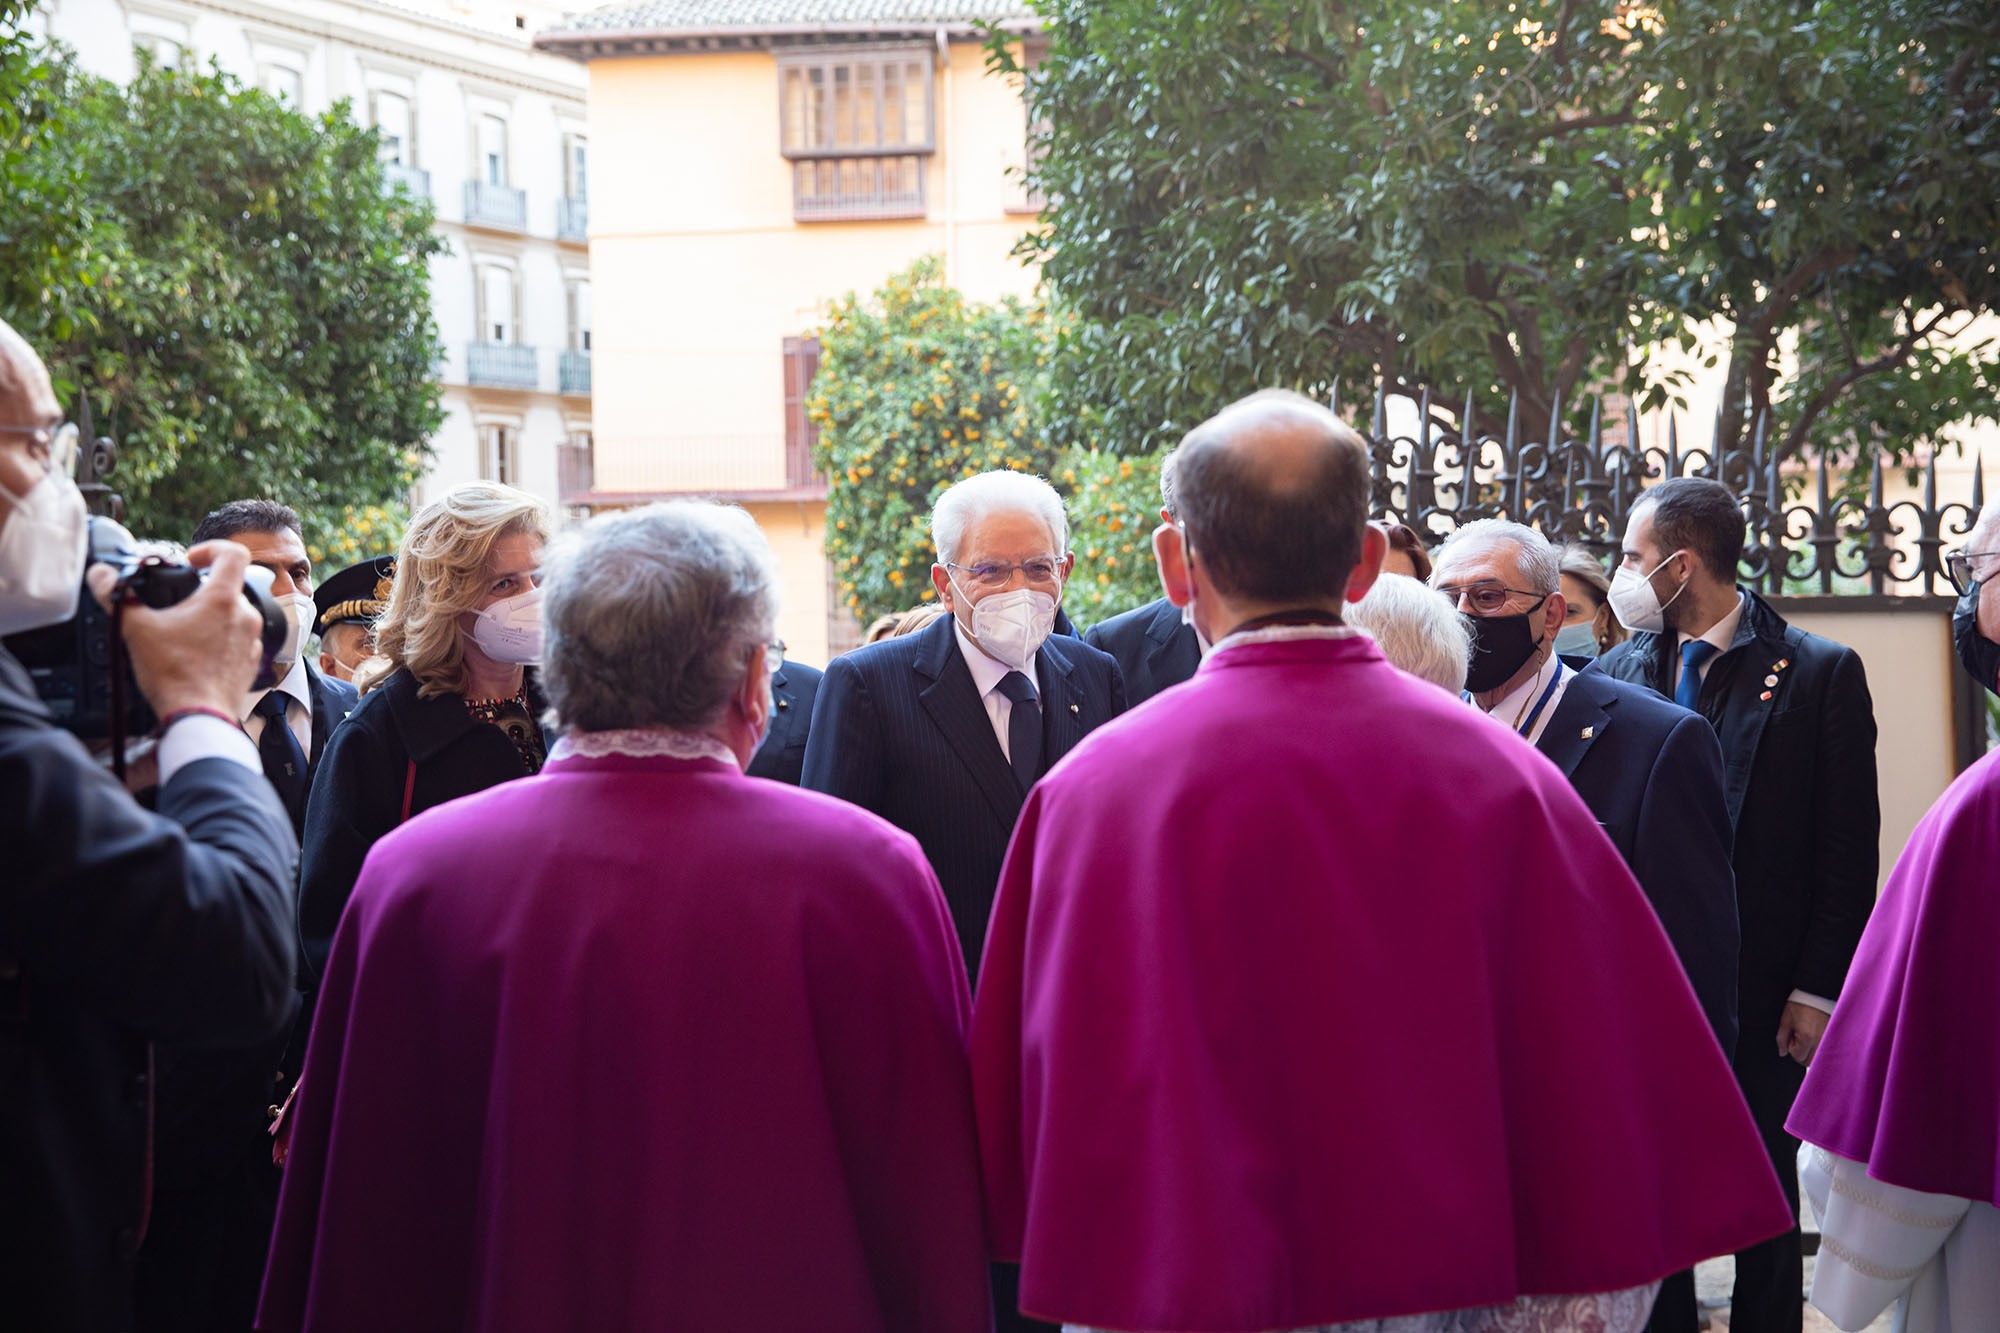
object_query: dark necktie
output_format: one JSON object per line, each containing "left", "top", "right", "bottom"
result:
{"left": 997, "top": 670, "right": 1042, "bottom": 792}
{"left": 254, "top": 690, "right": 309, "bottom": 827}
{"left": 1677, "top": 639, "right": 1719, "bottom": 712}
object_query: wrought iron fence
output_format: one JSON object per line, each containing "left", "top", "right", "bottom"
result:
{"left": 1348, "top": 384, "right": 1990, "bottom": 600}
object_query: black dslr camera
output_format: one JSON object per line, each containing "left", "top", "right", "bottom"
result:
{"left": 2, "top": 516, "right": 289, "bottom": 738}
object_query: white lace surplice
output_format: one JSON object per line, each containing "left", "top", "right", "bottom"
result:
{"left": 1062, "top": 1283, "right": 1660, "bottom": 1333}
{"left": 547, "top": 728, "right": 737, "bottom": 766}
{"left": 1800, "top": 1144, "right": 2000, "bottom": 1333}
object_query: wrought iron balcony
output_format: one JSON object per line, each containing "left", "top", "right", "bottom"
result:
{"left": 466, "top": 342, "right": 538, "bottom": 390}
{"left": 557, "top": 196, "right": 588, "bottom": 242}
{"left": 559, "top": 349, "right": 591, "bottom": 396}
{"left": 463, "top": 179, "right": 526, "bottom": 231}
{"left": 382, "top": 162, "right": 430, "bottom": 199}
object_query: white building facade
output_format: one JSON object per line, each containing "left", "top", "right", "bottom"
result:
{"left": 26, "top": 0, "right": 593, "bottom": 515}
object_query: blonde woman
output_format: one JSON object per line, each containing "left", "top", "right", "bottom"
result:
{"left": 295, "top": 482, "right": 551, "bottom": 992}
{"left": 1555, "top": 542, "right": 1628, "bottom": 659}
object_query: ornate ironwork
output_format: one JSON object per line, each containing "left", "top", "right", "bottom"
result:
{"left": 1350, "top": 383, "right": 1988, "bottom": 599}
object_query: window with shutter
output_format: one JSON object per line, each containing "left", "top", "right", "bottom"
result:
{"left": 776, "top": 47, "right": 933, "bottom": 221}
{"left": 782, "top": 336, "right": 823, "bottom": 489}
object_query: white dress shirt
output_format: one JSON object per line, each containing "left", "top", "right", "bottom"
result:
{"left": 239, "top": 658, "right": 313, "bottom": 756}
{"left": 1477, "top": 651, "right": 1570, "bottom": 747}
{"left": 1670, "top": 590, "right": 1745, "bottom": 695}
{"left": 156, "top": 714, "right": 260, "bottom": 784}
{"left": 955, "top": 620, "right": 1033, "bottom": 762}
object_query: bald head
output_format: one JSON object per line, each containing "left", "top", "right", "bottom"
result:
{"left": 1173, "top": 389, "right": 1374, "bottom": 602}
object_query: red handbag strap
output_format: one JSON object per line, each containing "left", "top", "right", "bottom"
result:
{"left": 399, "top": 759, "right": 417, "bottom": 825}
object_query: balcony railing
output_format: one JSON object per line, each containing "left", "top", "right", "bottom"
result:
{"left": 382, "top": 162, "right": 430, "bottom": 199}
{"left": 557, "top": 196, "right": 588, "bottom": 242}
{"left": 463, "top": 179, "right": 526, "bottom": 231}
{"left": 557, "top": 440, "right": 595, "bottom": 500}
{"left": 466, "top": 342, "right": 538, "bottom": 390}
{"left": 559, "top": 349, "right": 591, "bottom": 396}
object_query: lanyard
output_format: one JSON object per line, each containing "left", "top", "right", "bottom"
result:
{"left": 1515, "top": 662, "right": 1565, "bottom": 738}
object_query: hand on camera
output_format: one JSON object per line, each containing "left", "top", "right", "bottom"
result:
{"left": 88, "top": 539, "right": 263, "bottom": 721}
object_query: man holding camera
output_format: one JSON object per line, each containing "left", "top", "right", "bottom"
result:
{"left": 0, "top": 319, "right": 297, "bottom": 1331}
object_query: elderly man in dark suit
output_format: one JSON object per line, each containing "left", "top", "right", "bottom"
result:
{"left": 747, "top": 656, "right": 821, "bottom": 785}
{"left": 134, "top": 499, "right": 359, "bottom": 1333}
{"left": 1432, "top": 517, "right": 1744, "bottom": 1333}
{"left": 1598, "top": 476, "right": 1879, "bottom": 1333}
{"left": 1082, "top": 447, "right": 1200, "bottom": 705}
{"left": 805, "top": 470, "right": 1126, "bottom": 976}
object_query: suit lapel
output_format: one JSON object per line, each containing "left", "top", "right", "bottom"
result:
{"left": 1534, "top": 670, "right": 1611, "bottom": 779}
{"left": 1039, "top": 635, "right": 1088, "bottom": 766}
{"left": 1145, "top": 600, "right": 1201, "bottom": 688}
{"left": 303, "top": 665, "right": 352, "bottom": 768}
{"left": 1703, "top": 604, "right": 1793, "bottom": 831}
{"left": 913, "top": 617, "right": 1025, "bottom": 829}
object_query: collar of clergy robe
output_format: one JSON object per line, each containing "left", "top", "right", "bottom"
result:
{"left": 970, "top": 629, "right": 1791, "bottom": 1332}
{"left": 1788, "top": 745, "right": 2000, "bottom": 1207}
{"left": 261, "top": 748, "right": 992, "bottom": 1333}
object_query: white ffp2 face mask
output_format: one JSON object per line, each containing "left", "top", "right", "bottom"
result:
{"left": 955, "top": 580, "right": 1058, "bottom": 673}
{"left": 0, "top": 466, "right": 89, "bottom": 636}
{"left": 471, "top": 584, "right": 544, "bottom": 665}
{"left": 266, "top": 591, "right": 314, "bottom": 681}
{"left": 1608, "top": 551, "right": 1690, "bottom": 634}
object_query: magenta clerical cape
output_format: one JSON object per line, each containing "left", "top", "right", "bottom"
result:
{"left": 1787, "top": 747, "right": 2000, "bottom": 1206}
{"left": 258, "top": 749, "right": 991, "bottom": 1333}
{"left": 970, "top": 631, "right": 1792, "bottom": 1331}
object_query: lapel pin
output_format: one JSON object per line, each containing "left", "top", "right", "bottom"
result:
{"left": 1763, "top": 674, "right": 1778, "bottom": 687}
{"left": 1776, "top": 658, "right": 1790, "bottom": 670}
{"left": 1760, "top": 690, "right": 1773, "bottom": 701}
{"left": 1069, "top": 702, "right": 1079, "bottom": 715}
{"left": 777, "top": 699, "right": 789, "bottom": 710}
{"left": 1579, "top": 725, "right": 1594, "bottom": 740}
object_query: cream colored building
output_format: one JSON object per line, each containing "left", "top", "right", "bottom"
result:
{"left": 538, "top": 0, "right": 1043, "bottom": 665}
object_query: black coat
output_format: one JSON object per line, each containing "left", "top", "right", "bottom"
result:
{"left": 746, "top": 661, "right": 822, "bottom": 786}
{"left": 136, "top": 663, "right": 360, "bottom": 1328}
{"left": 296, "top": 668, "right": 552, "bottom": 984}
{"left": 1597, "top": 590, "right": 1879, "bottom": 1035}
{"left": 801, "top": 613, "right": 1126, "bottom": 975}
{"left": 1082, "top": 596, "right": 1201, "bottom": 707}
{"left": 1535, "top": 665, "right": 1741, "bottom": 1053}
{"left": 0, "top": 647, "right": 295, "bottom": 1333}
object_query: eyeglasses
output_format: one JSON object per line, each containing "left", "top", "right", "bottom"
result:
{"left": 1946, "top": 549, "right": 1997, "bottom": 596}
{"left": 763, "top": 640, "right": 786, "bottom": 674}
{"left": 0, "top": 421, "right": 80, "bottom": 480}
{"left": 1435, "top": 582, "right": 1551, "bottom": 616}
{"left": 946, "top": 557, "right": 1064, "bottom": 591}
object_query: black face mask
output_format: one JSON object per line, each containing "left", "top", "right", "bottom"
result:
{"left": 1954, "top": 581, "right": 2000, "bottom": 698}
{"left": 1465, "top": 608, "right": 1545, "bottom": 694}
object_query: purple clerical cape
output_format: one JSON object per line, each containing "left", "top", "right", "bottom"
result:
{"left": 259, "top": 751, "right": 991, "bottom": 1333}
{"left": 971, "top": 630, "right": 1791, "bottom": 1332}
{"left": 1788, "top": 746, "right": 2000, "bottom": 1206}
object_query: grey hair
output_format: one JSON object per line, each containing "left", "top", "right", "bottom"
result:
{"left": 1159, "top": 446, "right": 1180, "bottom": 520}
{"left": 1346, "top": 574, "right": 1474, "bottom": 694}
{"left": 1432, "top": 518, "right": 1561, "bottom": 597}
{"left": 931, "top": 470, "right": 1069, "bottom": 565}
{"left": 542, "top": 501, "right": 778, "bottom": 734}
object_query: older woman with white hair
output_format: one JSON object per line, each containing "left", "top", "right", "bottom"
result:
{"left": 1344, "top": 571, "right": 1472, "bottom": 693}
{"left": 261, "top": 501, "right": 994, "bottom": 1332}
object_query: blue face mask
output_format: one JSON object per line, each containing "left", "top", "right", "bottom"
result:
{"left": 1553, "top": 621, "right": 1600, "bottom": 660}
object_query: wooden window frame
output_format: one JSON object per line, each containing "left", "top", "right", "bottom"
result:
{"left": 776, "top": 46, "right": 934, "bottom": 222}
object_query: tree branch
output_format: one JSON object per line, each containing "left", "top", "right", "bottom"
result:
{"left": 1780, "top": 305, "right": 1957, "bottom": 457}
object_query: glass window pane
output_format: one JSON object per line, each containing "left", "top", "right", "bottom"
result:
{"left": 375, "top": 93, "right": 412, "bottom": 165}
{"left": 832, "top": 65, "right": 852, "bottom": 151}
{"left": 854, "top": 62, "right": 878, "bottom": 148}
{"left": 482, "top": 267, "right": 514, "bottom": 343}
{"left": 479, "top": 114, "right": 508, "bottom": 186}
{"left": 902, "top": 62, "right": 927, "bottom": 145}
